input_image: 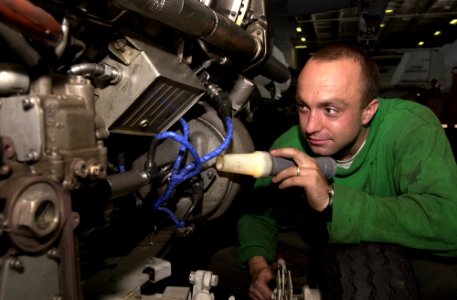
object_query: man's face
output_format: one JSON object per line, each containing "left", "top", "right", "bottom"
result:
{"left": 296, "top": 58, "right": 377, "bottom": 160}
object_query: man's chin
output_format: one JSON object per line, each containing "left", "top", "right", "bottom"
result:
{"left": 309, "top": 145, "right": 334, "bottom": 157}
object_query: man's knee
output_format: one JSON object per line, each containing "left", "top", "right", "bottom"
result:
{"left": 411, "top": 258, "right": 457, "bottom": 300}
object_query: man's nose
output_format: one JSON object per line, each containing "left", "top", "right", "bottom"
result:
{"left": 304, "top": 111, "right": 322, "bottom": 134}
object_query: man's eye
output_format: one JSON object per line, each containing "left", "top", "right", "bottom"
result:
{"left": 326, "top": 107, "right": 338, "bottom": 116}
{"left": 297, "top": 103, "right": 309, "bottom": 112}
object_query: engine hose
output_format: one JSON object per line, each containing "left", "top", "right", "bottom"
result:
{"left": 68, "top": 63, "right": 121, "bottom": 83}
{"left": 206, "top": 83, "right": 232, "bottom": 118}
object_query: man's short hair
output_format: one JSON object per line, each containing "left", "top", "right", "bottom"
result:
{"left": 309, "top": 43, "right": 380, "bottom": 107}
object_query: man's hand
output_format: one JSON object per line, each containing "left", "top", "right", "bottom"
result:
{"left": 270, "top": 148, "right": 330, "bottom": 212}
{"left": 248, "top": 256, "right": 277, "bottom": 300}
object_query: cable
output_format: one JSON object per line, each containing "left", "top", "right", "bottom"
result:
{"left": 152, "top": 116, "right": 234, "bottom": 228}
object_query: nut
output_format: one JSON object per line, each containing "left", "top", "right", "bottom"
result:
{"left": 13, "top": 183, "right": 60, "bottom": 238}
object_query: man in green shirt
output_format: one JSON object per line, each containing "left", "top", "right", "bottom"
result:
{"left": 232, "top": 43, "right": 457, "bottom": 299}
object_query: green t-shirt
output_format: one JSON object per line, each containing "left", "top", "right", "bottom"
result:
{"left": 238, "top": 98, "right": 457, "bottom": 266}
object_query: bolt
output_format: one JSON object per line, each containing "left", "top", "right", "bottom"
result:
{"left": 73, "top": 159, "right": 89, "bottom": 178}
{"left": 9, "top": 258, "right": 24, "bottom": 272}
{"left": 0, "top": 164, "right": 11, "bottom": 175}
{"left": 22, "top": 98, "right": 35, "bottom": 110}
{"left": 139, "top": 119, "right": 149, "bottom": 128}
{"left": 177, "top": 225, "right": 194, "bottom": 237}
{"left": 4, "top": 140, "right": 15, "bottom": 159}
{"left": 25, "top": 150, "right": 39, "bottom": 161}
{"left": 49, "top": 147, "right": 60, "bottom": 158}
{"left": 135, "top": 198, "right": 143, "bottom": 208}
{"left": 47, "top": 248, "right": 60, "bottom": 261}
{"left": 113, "top": 39, "right": 127, "bottom": 51}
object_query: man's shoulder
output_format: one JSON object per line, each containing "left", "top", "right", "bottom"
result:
{"left": 378, "top": 98, "right": 440, "bottom": 125}
{"left": 379, "top": 97, "right": 426, "bottom": 111}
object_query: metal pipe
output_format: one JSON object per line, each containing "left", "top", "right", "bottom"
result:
{"left": 112, "top": 0, "right": 260, "bottom": 61}
{"left": 229, "top": 76, "right": 255, "bottom": 114}
{"left": 113, "top": 0, "right": 290, "bottom": 83}
{"left": 259, "top": 54, "right": 291, "bottom": 84}
{"left": 105, "top": 170, "right": 150, "bottom": 200}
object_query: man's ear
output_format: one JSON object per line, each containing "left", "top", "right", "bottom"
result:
{"left": 362, "top": 98, "right": 379, "bottom": 125}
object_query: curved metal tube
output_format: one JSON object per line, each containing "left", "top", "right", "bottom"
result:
{"left": 113, "top": 0, "right": 260, "bottom": 59}
{"left": 68, "top": 63, "right": 121, "bottom": 83}
{"left": 112, "top": 0, "right": 290, "bottom": 83}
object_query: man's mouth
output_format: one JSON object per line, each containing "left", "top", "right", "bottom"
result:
{"left": 307, "top": 137, "right": 328, "bottom": 146}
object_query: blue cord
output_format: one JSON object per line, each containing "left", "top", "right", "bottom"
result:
{"left": 153, "top": 116, "right": 234, "bottom": 228}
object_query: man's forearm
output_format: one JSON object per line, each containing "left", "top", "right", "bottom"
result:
{"left": 248, "top": 256, "right": 270, "bottom": 278}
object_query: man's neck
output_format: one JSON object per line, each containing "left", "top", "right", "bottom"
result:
{"left": 336, "top": 128, "right": 369, "bottom": 162}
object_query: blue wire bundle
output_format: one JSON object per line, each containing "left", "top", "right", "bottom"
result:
{"left": 153, "top": 117, "right": 234, "bottom": 228}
